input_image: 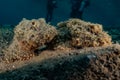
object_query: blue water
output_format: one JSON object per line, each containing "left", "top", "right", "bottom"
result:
{"left": 0, "top": 0, "right": 120, "bottom": 27}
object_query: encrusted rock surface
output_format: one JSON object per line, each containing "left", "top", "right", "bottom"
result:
{"left": 68, "top": 44, "right": 120, "bottom": 80}
{"left": 48, "top": 19, "right": 112, "bottom": 50}
{"left": 0, "top": 44, "right": 120, "bottom": 80}
{"left": 3, "top": 18, "right": 57, "bottom": 62}
{"left": 0, "top": 18, "right": 119, "bottom": 80}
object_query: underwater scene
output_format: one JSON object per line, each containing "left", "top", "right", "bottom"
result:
{"left": 0, "top": 0, "right": 120, "bottom": 80}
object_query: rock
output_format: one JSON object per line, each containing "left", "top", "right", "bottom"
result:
{"left": 3, "top": 18, "right": 57, "bottom": 62}
{"left": 48, "top": 19, "right": 112, "bottom": 50}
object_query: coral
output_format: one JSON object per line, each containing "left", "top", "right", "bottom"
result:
{"left": 3, "top": 18, "right": 57, "bottom": 62}
{"left": 48, "top": 19, "right": 112, "bottom": 50}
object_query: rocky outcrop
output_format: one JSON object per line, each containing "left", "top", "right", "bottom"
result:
{"left": 3, "top": 18, "right": 57, "bottom": 62}
{"left": 48, "top": 19, "right": 112, "bottom": 50}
